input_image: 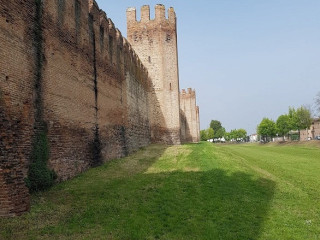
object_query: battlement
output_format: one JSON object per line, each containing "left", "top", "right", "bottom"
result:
{"left": 88, "top": 1, "right": 149, "bottom": 85}
{"left": 126, "top": 5, "right": 176, "bottom": 24}
{"left": 89, "top": 0, "right": 99, "bottom": 21}
{"left": 41, "top": 0, "right": 150, "bottom": 87}
{"left": 108, "top": 18, "right": 115, "bottom": 31}
{"left": 181, "top": 88, "right": 196, "bottom": 96}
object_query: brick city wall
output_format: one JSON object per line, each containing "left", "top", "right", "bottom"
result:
{"left": 42, "top": 0, "right": 151, "bottom": 180}
{"left": 0, "top": 1, "right": 200, "bottom": 217}
{"left": 0, "top": 0, "right": 151, "bottom": 216}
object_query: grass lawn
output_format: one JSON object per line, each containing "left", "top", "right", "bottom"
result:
{"left": 1, "top": 142, "right": 320, "bottom": 239}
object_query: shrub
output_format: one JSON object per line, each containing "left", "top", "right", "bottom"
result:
{"left": 25, "top": 128, "right": 56, "bottom": 192}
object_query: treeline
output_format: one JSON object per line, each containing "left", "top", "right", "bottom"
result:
{"left": 200, "top": 120, "right": 247, "bottom": 142}
{"left": 257, "top": 106, "right": 312, "bottom": 142}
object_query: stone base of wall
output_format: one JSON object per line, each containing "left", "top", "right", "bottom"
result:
{"left": 0, "top": 107, "right": 31, "bottom": 217}
{"left": 151, "top": 126, "right": 181, "bottom": 145}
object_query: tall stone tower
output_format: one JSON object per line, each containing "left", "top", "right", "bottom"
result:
{"left": 180, "top": 88, "right": 200, "bottom": 143}
{"left": 127, "top": 5, "right": 181, "bottom": 144}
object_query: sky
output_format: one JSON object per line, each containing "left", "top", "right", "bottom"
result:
{"left": 96, "top": 0, "right": 320, "bottom": 134}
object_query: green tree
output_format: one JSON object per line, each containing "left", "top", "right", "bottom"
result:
{"left": 224, "top": 128, "right": 247, "bottom": 142}
{"left": 257, "top": 118, "right": 277, "bottom": 142}
{"left": 296, "top": 106, "right": 312, "bottom": 139}
{"left": 210, "top": 120, "right": 222, "bottom": 136}
{"left": 215, "top": 127, "right": 226, "bottom": 138}
{"left": 228, "top": 129, "right": 247, "bottom": 141}
{"left": 206, "top": 128, "right": 215, "bottom": 140}
{"left": 224, "top": 132, "right": 231, "bottom": 141}
{"left": 200, "top": 130, "right": 208, "bottom": 141}
{"left": 276, "top": 114, "right": 291, "bottom": 140}
{"left": 288, "top": 107, "right": 298, "bottom": 131}
{"left": 237, "top": 129, "right": 247, "bottom": 140}
{"left": 229, "top": 130, "right": 236, "bottom": 141}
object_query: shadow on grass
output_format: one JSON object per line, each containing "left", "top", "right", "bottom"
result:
{"left": 47, "top": 173, "right": 274, "bottom": 239}
{"left": 1, "top": 145, "right": 275, "bottom": 240}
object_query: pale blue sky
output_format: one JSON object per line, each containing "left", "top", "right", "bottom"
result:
{"left": 96, "top": 0, "right": 320, "bottom": 134}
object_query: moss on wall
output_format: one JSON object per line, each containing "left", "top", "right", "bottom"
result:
{"left": 26, "top": 0, "right": 56, "bottom": 192}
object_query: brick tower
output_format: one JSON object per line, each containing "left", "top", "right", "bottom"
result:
{"left": 180, "top": 88, "right": 200, "bottom": 143}
{"left": 127, "top": 5, "right": 181, "bottom": 144}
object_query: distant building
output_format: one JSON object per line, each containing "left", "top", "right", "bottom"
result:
{"left": 249, "top": 134, "right": 258, "bottom": 142}
{"left": 300, "top": 118, "right": 320, "bottom": 141}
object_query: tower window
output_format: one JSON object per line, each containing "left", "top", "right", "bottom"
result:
{"left": 166, "top": 34, "right": 171, "bottom": 42}
{"left": 134, "top": 33, "right": 138, "bottom": 42}
{"left": 170, "top": 83, "right": 172, "bottom": 90}
{"left": 148, "top": 56, "right": 151, "bottom": 63}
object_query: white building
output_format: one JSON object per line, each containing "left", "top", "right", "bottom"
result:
{"left": 249, "top": 134, "right": 258, "bottom": 142}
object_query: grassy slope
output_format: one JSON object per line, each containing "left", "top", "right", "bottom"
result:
{"left": 1, "top": 142, "right": 319, "bottom": 240}
{"left": 219, "top": 143, "right": 320, "bottom": 240}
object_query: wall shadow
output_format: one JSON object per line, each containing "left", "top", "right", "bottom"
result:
{"left": 96, "top": 169, "right": 276, "bottom": 239}
{"left": 43, "top": 144, "right": 275, "bottom": 240}
{"left": 1, "top": 144, "right": 275, "bottom": 240}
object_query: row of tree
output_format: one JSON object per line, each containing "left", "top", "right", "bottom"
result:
{"left": 257, "top": 106, "right": 312, "bottom": 141}
{"left": 225, "top": 129, "right": 247, "bottom": 141}
{"left": 200, "top": 120, "right": 247, "bottom": 142}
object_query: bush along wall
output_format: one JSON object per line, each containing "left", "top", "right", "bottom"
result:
{"left": 25, "top": 123, "right": 57, "bottom": 192}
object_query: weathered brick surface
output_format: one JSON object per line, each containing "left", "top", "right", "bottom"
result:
{"left": 39, "top": 0, "right": 152, "bottom": 179}
{"left": 42, "top": 0, "right": 97, "bottom": 179}
{"left": 0, "top": 0, "right": 35, "bottom": 216}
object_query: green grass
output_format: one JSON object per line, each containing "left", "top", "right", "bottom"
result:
{"left": 1, "top": 142, "right": 320, "bottom": 240}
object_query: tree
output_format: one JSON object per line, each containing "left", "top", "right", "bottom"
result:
{"left": 226, "top": 129, "right": 247, "bottom": 142}
{"left": 200, "top": 130, "right": 208, "bottom": 141}
{"left": 257, "top": 118, "right": 277, "bottom": 142}
{"left": 288, "top": 107, "right": 298, "bottom": 131}
{"left": 224, "top": 132, "right": 231, "bottom": 141}
{"left": 237, "top": 129, "right": 247, "bottom": 140}
{"left": 296, "top": 106, "right": 312, "bottom": 138}
{"left": 215, "top": 127, "right": 226, "bottom": 139}
{"left": 276, "top": 114, "right": 291, "bottom": 140}
{"left": 210, "top": 120, "right": 222, "bottom": 137}
{"left": 229, "top": 129, "right": 237, "bottom": 141}
{"left": 206, "top": 128, "right": 215, "bottom": 140}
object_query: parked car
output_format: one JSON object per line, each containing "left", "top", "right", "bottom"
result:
{"left": 315, "top": 136, "right": 320, "bottom": 140}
